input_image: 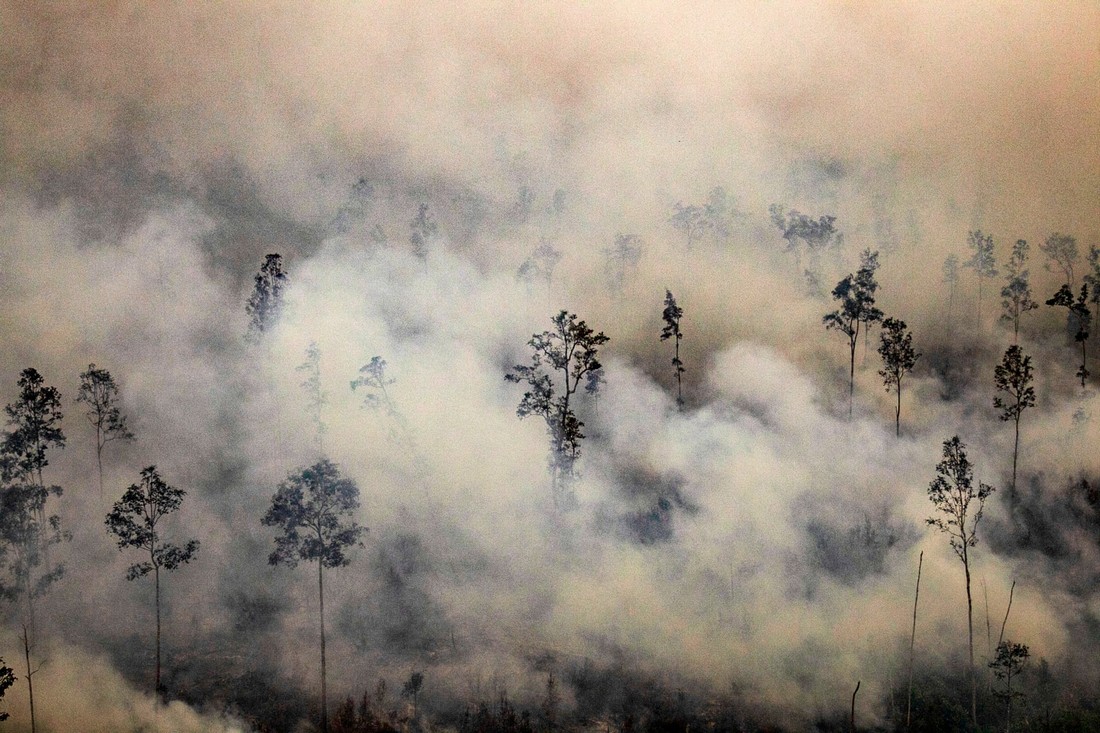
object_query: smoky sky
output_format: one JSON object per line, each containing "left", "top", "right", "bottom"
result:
{"left": 1, "top": 2, "right": 1099, "bottom": 731}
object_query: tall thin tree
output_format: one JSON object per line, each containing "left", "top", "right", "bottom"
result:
{"left": 75, "top": 364, "right": 134, "bottom": 498}
{"left": 660, "top": 290, "right": 685, "bottom": 410}
{"left": 877, "top": 317, "right": 920, "bottom": 437}
{"left": 298, "top": 341, "right": 327, "bottom": 454}
{"left": 1000, "top": 239, "right": 1038, "bottom": 342}
{"left": 965, "top": 230, "right": 998, "bottom": 323}
{"left": 994, "top": 345, "right": 1035, "bottom": 507}
{"left": 824, "top": 270, "right": 882, "bottom": 419}
{"left": 106, "top": 466, "right": 200, "bottom": 700}
{"left": 927, "top": 436, "right": 995, "bottom": 730}
{"left": 262, "top": 459, "right": 365, "bottom": 733}
{"left": 506, "top": 311, "right": 609, "bottom": 507}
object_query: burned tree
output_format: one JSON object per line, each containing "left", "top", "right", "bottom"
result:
{"left": 927, "top": 436, "right": 995, "bottom": 730}
{"left": 505, "top": 311, "right": 609, "bottom": 507}
{"left": 75, "top": 364, "right": 134, "bottom": 498}
{"left": 263, "top": 459, "right": 365, "bottom": 733}
{"left": 660, "top": 290, "right": 685, "bottom": 410}
{"left": 877, "top": 317, "right": 919, "bottom": 437}
{"left": 106, "top": 466, "right": 200, "bottom": 699}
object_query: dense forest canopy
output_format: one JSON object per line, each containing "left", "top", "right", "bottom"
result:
{"left": 0, "top": 3, "right": 1099, "bottom": 732}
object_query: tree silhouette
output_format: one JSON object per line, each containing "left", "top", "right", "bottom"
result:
{"left": 660, "top": 290, "right": 685, "bottom": 410}
{"left": 246, "top": 253, "right": 288, "bottom": 341}
{"left": 994, "top": 345, "right": 1035, "bottom": 507}
{"left": 824, "top": 267, "right": 882, "bottom": 419}
{"left": 877, "top": 317, "right": 919, "bottom": 437}
{"left": 75, "top": 364, "right": 134, "bottom": 499}
{"left": 402, "top": 671, "right": 424, "bottom": 720}
{"left": 965, "top": 230, "right": 997, "bottom": 322}
{"left": 769, "top": 205, "right": 841, "bottom": 274}
{"left": 856, "top": 249, "right": 884, "bottom": 360}
{"left": 989, "top": 640, "right": 1029, "bottom": 733}
{"left": 262, "top": 459, "right": 366, "bottom": 733}
{"left": 927, "top": 436, "right": 995, "bottom": 730}
{"left": 0, "top": 476, "right": 65, "bottom": 733}
{"left": 1000, "top": 240, "right": 1038, "bottom": 342}
{"left": 3, "top": 368, "right": 65, "bottom": 526}
{"left": 602, "top": 234, "right": 643, "bottom": 295}
{"left": 505, "top": 311, "right": 609, "bottom": 507}
{"left": 1046, "top": 284, "right": 1091, "bottom": 387}
{"left": 298, "top": 341, "right": 327, "bottom": 453}
{"left": 1040, "top": 232, "right": 1078, "bottom": 288}
{"left": 0, "top": 657, "right": 12, "bottom": 722}
{"left": 517, "top": 239, "right": 562, "bottom": 289}
{"left": 106, "top": 466, "right": 200, "bottom": 700}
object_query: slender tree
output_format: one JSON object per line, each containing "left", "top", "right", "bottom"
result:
{"left": 3, "top": 369, "right": 65, "bottom": 524}
{"left": 660, "top": 290, "right": 685, "bottom": 410}
{"left": 877, "top": 317, "right": 920, "bottom": 437}
{"left": 927, "top": 436, "right": 995, "bottom": 730}
{"left": 857, "top": 249, "right": 884, "bottom": 359}
{"left": 824, "top": 270, "right": 882, "bottom": 419}
{"left": 298, "top": 341, "right": 327, "bottom": 453}
{"left": 351, "top": 357, "right": 397, "bottom": 417}
{"left": 989, "top": 641, "right": 1029, "bottom": 733}
{"left": 965, "top": 230, "right": 998, "bottom": 322}
{"left": 1000, "top": 240, "right": 1038, "bottom": 342}
{"left": 602, "top": 234, "right": 643, "bottom": 295}
{"left": 669, "top": 202, "right": 706, "bottom": 250}
{"left": 75, "top": 364, "right": 134, "bottom": 498}
{"left": 1046, "top": 284, "right": 1091, "bottom": 387}
{"left": 943, "top": 253, "right": 960, "bottom": 315}
{"left": 906, "top": 551, "right": 923, "bottom": 732}
{"left": 1040, "top": 232, "right": 1078, "bottom": 288}
{"left": 994, "top": 345, "right": 1035, "bottom": 506}
{"left": 262, "top": 459, "right": 366, "bottom": 733}
{"left": 0, "top": 478, "right": 65, "bottom": 733}
{"left": 245, "top": 253, "right": 288, "bottom": 341}
{"left": 505, "top": 311, "right": 608, "bottom": 507}
{"left": 106, "top": 466, "right": 200, "bottom": 700}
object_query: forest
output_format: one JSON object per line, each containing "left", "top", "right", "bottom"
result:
{"left": 1, "top": 3, "right": 1099, "bottom": 733}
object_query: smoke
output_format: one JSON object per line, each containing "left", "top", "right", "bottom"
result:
{"left": 1, "top": 1, "right": 1099, "bottom": 730}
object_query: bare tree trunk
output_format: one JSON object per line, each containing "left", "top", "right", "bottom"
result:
{"left": 96, "top": 438, "right": 105, "bottom": 500}
{"left": 964, "top": 548, "right": 977, "bottom": 729}
{"left": 319, "top": 560, "right": 328, "bottom": 733}
{"left": 906, "top": 551, "right": 923, "bottom": 731}
{"left": 22, "top": 625, "right": 36, "bottom": 733}
{"left": 155, "top": 563, "right": 162, "bottom": 701}
{"left": 896, "top": 380, "right": 902, "bottom": 438}
{"left": 1011, "top": 417, "right": 1020, "bottom": 506}
{"left": 850, "top": 679, "right": 860, "bottom": 733}
{"left": 849, "top": 335, "right": 857, "bottom": 420}
{"left": 998, "top": 579, "right": 1016, "bottom": 647}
